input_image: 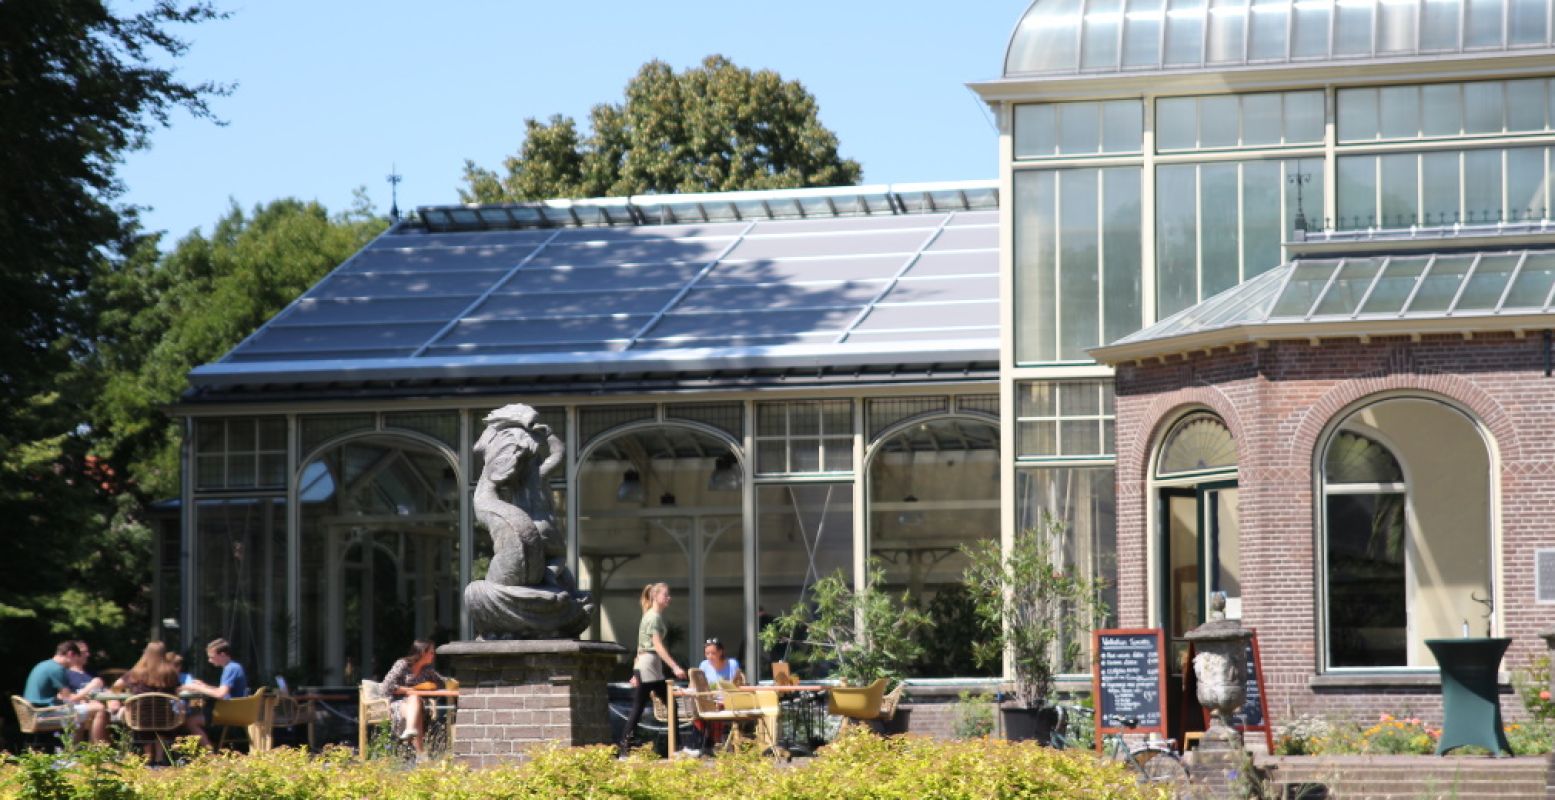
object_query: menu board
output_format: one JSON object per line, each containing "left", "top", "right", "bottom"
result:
{"left": 1092, "top": 628, "right": 1168, "bottom": 747}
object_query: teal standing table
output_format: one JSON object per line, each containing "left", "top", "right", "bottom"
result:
{"left": 1425, "top": 638, "right": 1512, "bottom": 756}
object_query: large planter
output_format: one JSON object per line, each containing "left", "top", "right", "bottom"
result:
{"left": 1001, "top": 705, "right": 1059, "bottom": 744}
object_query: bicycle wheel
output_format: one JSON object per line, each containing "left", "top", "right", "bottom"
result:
{"left": 1129, "top": 747, "right": 1190, "bottom": 784}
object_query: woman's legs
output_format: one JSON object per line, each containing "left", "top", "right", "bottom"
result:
{"left": 403, "top": 697, "right": 426, "bottom": 751}
{"left": 618, "top": 672, "right": 667, "bottom": 755}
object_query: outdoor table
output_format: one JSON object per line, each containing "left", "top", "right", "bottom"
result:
{"left": 1425, "top": 637, "right": 1512, "bottom": 756}
{"left": 667, "top": 684, "right": 827, "bottom": 756}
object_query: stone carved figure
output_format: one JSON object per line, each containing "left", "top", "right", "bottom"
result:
{"left": 465, "top": 404, "right": 591, "bottom": 638}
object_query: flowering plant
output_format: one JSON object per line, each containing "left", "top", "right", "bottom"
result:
{"left": 1514, "top": 654, "right": 1555, "bottom": 723}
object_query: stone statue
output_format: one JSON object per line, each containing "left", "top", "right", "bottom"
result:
{"left": 465, "top": 404, "right": 591, "bottom": 639}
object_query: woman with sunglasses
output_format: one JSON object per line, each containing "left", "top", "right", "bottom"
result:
{"left": 688, "top": 637, "right": 743, "bottom": 754}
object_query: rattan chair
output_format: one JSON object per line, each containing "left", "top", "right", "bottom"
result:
{"left": 826, "top": 677, "right": 887, "bottom": 733}
{"left": 122, "top": 693, "right": 186, "bottom": 764}
{"left": 211, "top": 688, "right": 271, "bottom": 752}
{"left": 268, "top": 693, "right": 313, "bottom": 748}
{"left": 10, "top": 695, "right": 68, "bottom": 750}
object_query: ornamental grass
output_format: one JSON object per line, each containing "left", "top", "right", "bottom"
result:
{"left": 1, "top": 729, "right": 1166, "bottom": 800}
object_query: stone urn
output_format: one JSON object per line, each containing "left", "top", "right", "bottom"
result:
{"left": 1184, "top": 593, "right": 1253, "bottom": 750}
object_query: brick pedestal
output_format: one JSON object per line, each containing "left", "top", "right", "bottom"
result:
{"left": 437, "top": 639, "right": 626, "bottom": 767}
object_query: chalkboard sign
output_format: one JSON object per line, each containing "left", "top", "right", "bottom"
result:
{"left": 1092, "top": 628, "right": 1168, "bottom": 748}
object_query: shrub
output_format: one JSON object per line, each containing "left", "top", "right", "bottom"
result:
{"left": 950, "top": 691, "right": 995, "bottom": 739}
{"left": 761, "top": 561, "right": 930, "bottom": 688}
{"left": 0, "top": 729, "right": 1167, "bottom": 800}
{"left": 1514, "top": 654, "right": 1555, "bottom": 723}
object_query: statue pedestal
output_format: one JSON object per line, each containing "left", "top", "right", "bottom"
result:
{"left": 438, "top": 639, "right": 626, "bottom": 766}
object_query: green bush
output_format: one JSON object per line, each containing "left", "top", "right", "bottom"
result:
{"left": 950, "top": 691, "right": 995, "bottom": 739}
{"left": 0, "top": 729, "right": 1166, "bottom": 800}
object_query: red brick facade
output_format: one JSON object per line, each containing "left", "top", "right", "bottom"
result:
{"left": 1111, "top": 331, "right": 1555, "bottom": 724}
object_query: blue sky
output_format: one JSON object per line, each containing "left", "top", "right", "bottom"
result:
{"left": 120, "top": 1, "right": 1017, "bottom": 243}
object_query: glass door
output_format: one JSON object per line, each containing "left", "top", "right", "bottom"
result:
{"left": 1158, "top": 481, "right": 1240, "bottom": 667}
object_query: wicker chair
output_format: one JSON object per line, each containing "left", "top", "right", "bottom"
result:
{"left": 211, "top": 688, "right": 271, "bottom": 752}
{"left": 10, "top": 695, "right": 68, "bottom": 750}
{"left": 826, "top": 678, "right": 887, "bottom": 733}
{"left": 268, "top": 694, "right": 313, "bottom": 748}
{"left": 358, "top": 680, "right": 392, "bottom": 758}
{"left": 122, "top": 693, "right": 186, "bottom": 764}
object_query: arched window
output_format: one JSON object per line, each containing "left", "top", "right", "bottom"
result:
{"left": 1322, "top": 399, "right": 1492, "bottom": 669}
{"left": 1156, "top": 412, "right": 1237, "bottom": 477}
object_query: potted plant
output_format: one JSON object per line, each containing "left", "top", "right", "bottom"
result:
{"left": 963, "top": 510, "right": 1106, "bottom": 744}
{"left": 761, "top": 560, "right": 930, "bottom": 730}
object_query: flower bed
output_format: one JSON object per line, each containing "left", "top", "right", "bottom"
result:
{"left": 0, "top": 730, "right": 1166, "bottom": 800}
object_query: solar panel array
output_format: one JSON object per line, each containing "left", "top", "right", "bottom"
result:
{"left": 217, "top": 201, "right": 999, "bottom": 373}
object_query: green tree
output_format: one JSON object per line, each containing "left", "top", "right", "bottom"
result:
{"left": 462, "top": 55, "right": 863, "bottom": 202}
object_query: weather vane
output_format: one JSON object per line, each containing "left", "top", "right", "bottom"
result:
{"left": 1288, "top": 170, "right": 1312, "bottom": 233}
{"left": 387, "top": 164, "right": 403, "bottom": 222}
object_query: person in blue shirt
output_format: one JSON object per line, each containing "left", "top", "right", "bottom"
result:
{"left": 22, "top": 641, "right": 109, "bottom": 743}
{"left": 185, "top": 637, "right": 248, "bottom": 700}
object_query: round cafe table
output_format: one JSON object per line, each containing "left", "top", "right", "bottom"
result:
{"left": 1425, "top": 637, "right": 1512, "bottom": 756}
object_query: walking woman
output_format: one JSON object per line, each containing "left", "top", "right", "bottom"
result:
{"left": 617, "top": 582, "right": 687, "bottom": 757}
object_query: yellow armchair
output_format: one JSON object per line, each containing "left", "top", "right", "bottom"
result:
{"left": 826, "top": 678, "right": 888, "bottom": 733}
{"left": 211, "top": 688, "right": 271, "bottom": 752}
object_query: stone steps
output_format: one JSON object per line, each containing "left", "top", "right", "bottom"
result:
{"left": 1257, "top": 755, "right": 1552, "bottom": 800}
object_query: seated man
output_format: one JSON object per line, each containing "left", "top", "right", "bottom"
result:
{"left": 184, "top": 638, "right": 248, "bottom": 700}
{"left": 64, "top": 639, "right": 104, "bottom": 697}
{"left": 23, "top": 641, "right": 109, "bottom": 743}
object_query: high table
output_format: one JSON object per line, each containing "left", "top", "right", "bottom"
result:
{"left": 1425, "top": 637, "right": 1512, "bottom": 756}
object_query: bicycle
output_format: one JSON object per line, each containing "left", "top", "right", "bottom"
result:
{"left": 1051, "top": 705, "right": 1191, "bottom": 785}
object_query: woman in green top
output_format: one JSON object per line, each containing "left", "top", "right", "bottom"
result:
{"left": 618, "top": 582, "right": 687, "bottom": 757}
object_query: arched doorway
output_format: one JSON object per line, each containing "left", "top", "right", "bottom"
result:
{"left": 576, "top": 425, "right": 743, "bottom": 670}
{"left": 1320, "top": 396, "right": 1493, "bottom": 669}
{"left": 297, "top": 433, "right": 461, "bottom": 684}
{"left": 1153, "top": 411, "right": 1240, "bottom": 661}
{"left": 867, "top": 416, "right": 1000, "bottom": 677}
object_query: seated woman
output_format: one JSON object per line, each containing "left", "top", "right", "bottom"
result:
{"left": 688, "top": 638, "right": 743, "bottom": 754}
{"left": 380, "top": 639, "right": 446, "bottom": 753}
{"left": 113, "top": 641, "right": 208, "bottom": 755}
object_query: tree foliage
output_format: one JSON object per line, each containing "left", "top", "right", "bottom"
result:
{"left": 461, "top": 55, "right": 862, "bottom": 202}
{"left": 760, "top": 562, "right": 930, "bottom": 688}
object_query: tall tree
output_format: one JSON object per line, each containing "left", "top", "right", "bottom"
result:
{"left": 462, "top": 55, "right": 862, "bottom": 202}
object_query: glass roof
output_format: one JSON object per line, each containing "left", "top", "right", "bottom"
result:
{"left": 191, "top": 182, "right": 999, "bottom": 388}
{"left": 1108, "top": 248, "right": 1555, "bottom": 348}
{"left": 1005, "top": 0, "right": 1555, "bottom": 78}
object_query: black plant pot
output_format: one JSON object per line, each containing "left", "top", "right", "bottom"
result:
{"left": 1001, "top": 705, "right": 1059, "bottom": 744}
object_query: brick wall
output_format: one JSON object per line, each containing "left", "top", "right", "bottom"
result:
{"left": 1111, "top": 332, "right": 1555, "bottom": 725}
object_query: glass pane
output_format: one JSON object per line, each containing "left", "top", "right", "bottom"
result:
{"left": 1102, "top": 100, "right": 1144, "bottom": 152}
{"left": 1337, "top": 156, "right": 1378, "bottom": 229}
{"left": 1422, "top": 83, "right": 1464, "bottom": 136}
{"left": 1014, "top": 104, "right": 1058, "bottom": 158}
{"left": 1102, "top": 168, "right": 1144, "bottom": 345}
{"left": 1060, "top": 419, "right": 1102, "bottom": 455}
{"left": 1156, "top": 164, "right": 1200, "bottom": 317}
{"left": 1123, "top": 0, "right": 1166, "bottom": 66}
{"left": 1407, "top": 254, "right": 1475, "bottom": 312}
{"left": 1462, "top": 149, "right": 1502, "bottom": 223}
{"left": 1084, "top": 0, "right": 1125, "bottom": 69}
{"left": 195, "top": 499, "right": 286, "bottom": 678}
{"left": 1241, "top": 93, "right": 1283, "bottom": 145}
{"left": 1166, "top": 493, "right": 1200, "bottom": 642}
{"left": 228, "top": 419, "right": 256, "bottom": 453}
{"left": 258, "top": 418, "right": 287, "bottom": 451}
{"left": 1377, "top": 0, "right": 1419, "bottom": 52}
{"left": 1060, "top": 380, "right": 1102, "bottom": 415}
{"left": 1285, "top": 158, "right": 1324, "bottom": 240}
{"left": 1015, "top": 467, "right": 1119, "bottom": 664}
{"left": 1506, "top": 80, "right": 1547, "bottom": 132}
{"left": 1207, "top": 0, "right": 1249, "bottom": 63}
{"left": 227, "top": 453, "right": 256, "bottom": 487}
{"left": 790, "top": 401, "right": 820, "bottom": 435}
{"left": 1360, "top": 256, "right": 1429, "bottom": 314}
{"left": 821, "top": 401, "right": 851, "bottom": 437}
{"left": 1249, "top": 0, "right": 1290, "bottom": 59}
{"left": 822, "top": 438, "right": 853, "bottom": 472}
{"left": 1502, "top": 252, "right": 1555, "bottom": 307}
{"left": 1421, "top": 151, "right": 1460, "bottom": 225}
{"left": 1018, "top": 381, "right": 1059, "bottom": 417}
{"left": 196, "top": 419, "right": 225, "bottom": 453}
{"left": 1510, "top": 0, "right": 1549, "bottom": 44}
{"left": 1327, "top": 430, "right": 1404, "bottom": 483}
{"left": 1379, "top": 153, "right": 1418, "bottom": 228}
{"left": 1059, "top": 103, "right": 1103, "bottom": 154}
{"left": 1455, "top": 253, "right": 1520, "bottom": 310}
{"left": 1379, "top": 86, "right": 1421, "bottom": 139}
{"left": 757, "top": 403, "right": 786, "bottom": 436}
{"left": 196, "top": 455, "right": 224, "bottom": 489}
{"left": 1421, "top": 0, "right": 1462, "bottom": 49}
{"left": 1201, "top": 163, "right": 1241, "bottom": 295}
{"left": 758, "top": 441, "right": 788, "bottom": 473}
{"left": 1014, "top": 0, "right": 1082, "bottom": 72}
{"left": 758, "top": 484, "right": 854, "bottom": 678}
{"left": 1059, "top": 170, "right": 1101, "bottom": 360}
{"left": 1507, "top": 147, "right": 1549, "bottom": 221}
{"left": 1333, "top": 0, "right": 1373, "bottom": 55}
{"left": 1291, "top": 0, "right": 1333, "bottom": 57}
{"left": 1285, "top": 91, "right": 1325, "bottom": 142}
{"left": 1242, "top": 160, "right": 1283, "bottom": 276}
{"left": 1200, "top": 95, "right": 1240, "bottom": 147}
{"left": 259, "top": 454, "right": 287, "bottom": 487}
{"left": 1272, "top": 259, "right": 1342, "bottom": 317}
{"left": 1165, "top": 0, "right": 1208, "bottom": 64}
{"left": 790, "top": 439, "right": 821, "bottom": 472}
{"left": 1465, "top": 0, "right": 1505, "bottom": 47}
{"left": 1212, "top": 488, "right": 1241, "bottom": 602}
{"left": 1157, "top": 97, "right": 1198, "bottom": 149}
{"left": 1158, "top": 413, "right": 1237, "bottom": 475}
{"left": 1313, "top": 258, "right": 1385, "bottom": 315}
{"left": 1326, "top": 493, "right": 1407, "bottom": 667}
{"left": 1019, "top": 420, "right": 1059, "bottom": 456}
{"left": 1338, "top": 88, "right": 1380, "bottom": 142}
{"left": 1014, "top": 171, "right": 1058, "bottom": 363}
{"left": 1463, "top": 81, "right": 1505, "bottom": 133}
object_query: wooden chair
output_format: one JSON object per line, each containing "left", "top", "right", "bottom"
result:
{"left": 211, "top": 688, "right": 271, "bottom": 752}
{"left": 358, "top": 680, "right": 392, "bottom": 758}
{"left": 122, "top": 693, "right": 186, "bottom": 764}
{"left": 687, "top": 670, "right": 762, "bottom": 752}
{"left": 826, "top": 677, "right": 887, "bottom": 733}
{"left": 268, "top": 694, "right": 313, "bottom": 748}
{"left": 770, "top": 661, "right": 798, "bottom": 686}
{"left": 10, "top": 695, "right": 68, "bottom": 750}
